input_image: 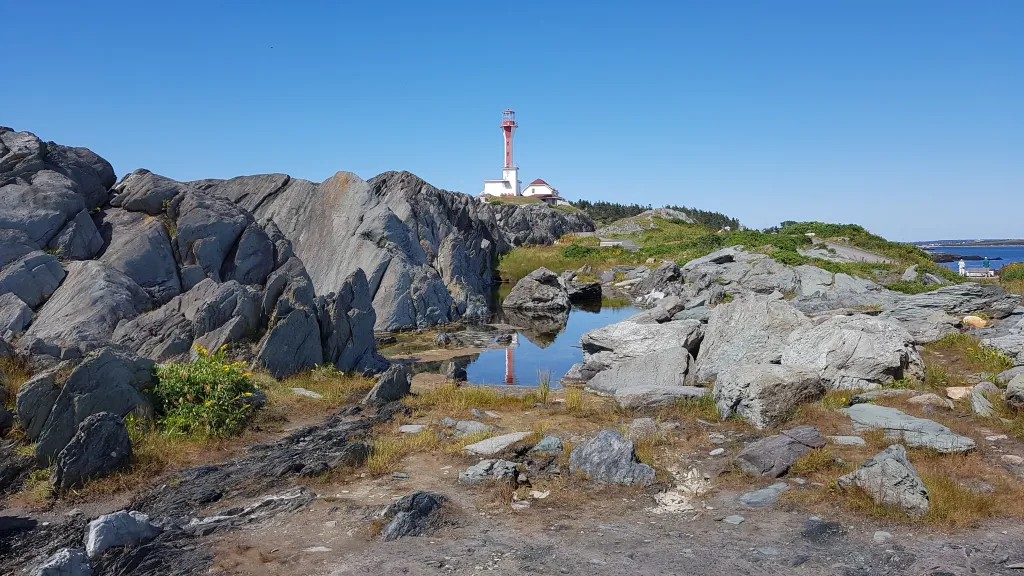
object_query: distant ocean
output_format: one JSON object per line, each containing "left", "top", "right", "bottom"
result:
{"left": 925, "top": 245, "right": 1024, "bottom": 272}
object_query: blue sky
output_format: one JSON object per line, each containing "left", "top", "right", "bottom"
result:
{"left": 2, "top": 1, "right": 1020, "bottom": 241}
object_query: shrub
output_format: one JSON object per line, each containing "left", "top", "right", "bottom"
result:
{"left": 1001, "top": 262, "right": 1024, "bottom": 282}
{"left": 560, "top": 242, "right": 597, "bottom": 259}
{"left": 153, "top": 344, "right": 259, "bottom": 437}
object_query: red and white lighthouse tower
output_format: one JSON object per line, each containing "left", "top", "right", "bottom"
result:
{"left": 481, "top": 109, "right": 522, "bottom": 196}
{"left": 502, "top": 109, "right": 517, "bottom": 168}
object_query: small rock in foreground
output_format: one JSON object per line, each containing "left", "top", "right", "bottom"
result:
{"left": 735, "top": 426, "right": 825, "bottom": 478}
{"left": 739, "top": 482, "right": 789, "bottom": 508}
{"left": 836, "top": 444, "right": 929, "bottom": 517}
{"left": 84, "top": 510, "right": 162, "bottom": 558}
{"left": 458, "top": 459, "right": 519, "bottom": 485}
{"left": 51, "top": 412, "right": 132, "bottom": 490}
{"left": 463, "top": 432, "right": 531, "bottom": 455}
{"left": 30, "top": 547, "right": 91, "bottom": 576}
{"left": 378, "top": 492, "right": 448, "bottom": 541}
{"left": 568, "top": 430, "right": 655, "bottom": 486}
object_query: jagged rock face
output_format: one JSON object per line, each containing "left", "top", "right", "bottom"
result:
{"left": 19, "top": 261, "right": 152, "bottom": 359}
{"left": 488, "top": 203, "right": 594, "bottom": 246}
{"left": 0, "top": 126, "right": 114, "bottom": 253}
{"left": 190, "top": 170, "right": 592, "bottom": 331}
{"left": 836, "top": 444, "right": 929, "bottom": 517}
{"left": 97, "top": 209, "right": 181, "bottom": 305}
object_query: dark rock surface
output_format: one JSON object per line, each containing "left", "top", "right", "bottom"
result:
{"left": 97, "top": 209, "right": 180, "bottom": 305}
{"left": 379, "top": 492, "right": 449, "bottom": 541}
{"left": 51, "top": 412, "right": 132, "bottom": 490}
{"left": 0, "top": 292, "right": 32, "bottom": 338}
{"left": 0, "top": 251, "right": 65, "bottom": 309}
{"left": 20, "top": 347, "right": 155, "bottom": 463}
{"left": 364, "top": 365, "right": 411, "bottom": 405}
{"left": 568, "top": 430, "right": 655, "bottom": 485}
{"left": 735, "top": 426, "right": 826, "bottom": 478}
{"left": 836, "top": 444, "right": 929, "bottom": 517}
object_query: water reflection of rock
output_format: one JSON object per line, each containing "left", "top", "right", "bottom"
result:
{"left": 499, "top": 308, "right": 570, "bottom": 349}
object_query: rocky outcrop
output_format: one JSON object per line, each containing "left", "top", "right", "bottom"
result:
{"left": 713, "top": 364, "right": 824, "bottom": 429}
{"left": 836, "top": 444, "right": 929, "bottom": 517}
{"left": 18, "top": 347, "right": 155, "bottom": 463}
{"left": 192, "top": 170, "right": 591, "bottom": 331}
{"left": 842, "top": 404, "right": 975, "bottom": 453}
{"left": 502, "top": 267, "right": 570, "bottom": 310}
{"left": 19, "top": 261, "right": 151, "bottom": 359}
{"left": 735, "top": 426, "right": 826, "bottom": 478}
{"left": 28, "top": 547, "right": 92, "bottom": 576}
{"left": 256, "top": 274, "right": 322, "bottom": 378}
{"left": 880, "top": 283, "right": 1021, "bottom": 343}
{"left": 694, "top": 295, "right": 810, "bottom": 383}
{"left": 568, "top": 430, "right": 655, "bottom": 485}
{"left": 51, "top": 412, "right": 132, "bottom": 490}
{"left": 317, "top": 269, "right": 388, "bottom": 374}
{"left": 1, "top": 126, "right": 115, "bottom": 252}
{"left": 781, "top": 314, "right": 924, "bottom": 390}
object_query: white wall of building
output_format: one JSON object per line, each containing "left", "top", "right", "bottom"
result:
{"left": 502, "top": 167, "right": 520, "bottom": 195}
{"left": 482, "top": 179, "right": 513, "bottom": 196}
{"left": 522, "top": 183, "right": 555, "bottom": 197}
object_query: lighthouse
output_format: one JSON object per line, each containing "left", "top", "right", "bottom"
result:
{"left": 481, "top": 109, "right": 522, "bottom": 196}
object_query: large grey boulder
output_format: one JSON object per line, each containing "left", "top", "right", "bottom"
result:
{"left": 735, "top": 426, "right": 825, "bottom": 478}
{"left": 84, "top": 510, "right": 162, "bottom": 558}
{"left": 781, "top": 314, "right": 924, "bottom": 390}
{"left": 970, "top": 381, "right": 999, "bottom": 417}
{"left": 97, "top": 209, "right": 181, "bottom": 305}
{"left": 714, "top": 364, "right": 824, "bottom": 429}
{"left": 29, "top": 547, "right": 92, "bottom": 576}
{"left": 0, "top": 127, "right": 114, "bottom": 250}
{"left": 502, "top": 267, "right": 570, "bottom": 311}
{"left": 51, "top": 412, "right": 132, "bottom": 490}
{"left": 363, "top": 364, "right": 411, "bottom": 405}
{"left": 836, "top": 444, "right": 929, "bottom": 517}
{"left": 580, "top": 318, "right": 703, "bottom": 379}
{"left": 317, "top": 268, "right": 388, "bottom": 374}
{"left": 47, "top": 209, "right": 103, "bottom": 260}
{"left": 568, "top": 430, "right": 655, "bottom": 485}
{"left": 26, "top": 348, "right": 155, "bottom": 463}
{"left": 19, "top": 261, "right": 151, "bottom": 359}
{"left": 0, "top": 251, "right": 65, "bottom": 308}
{"left": 1006, "top": 374, "right": 1024, "bottom": 410}
{"left": 378, "top": 492, "right": 448, "bottom": 542}
{"left": 110, "top": 169, "right": 191, "bottom": 215}
{"left": 0, "top": 292, "right": 32, "bottom": 338}
{"left": 695, "top": 295, "right": 811, "bottom": 383}
{"left": 841, "top": 403, "right": 975, "bottom": 453}
{"left": 586, "top": 348, "right": 694, "bottom": 395}
{"left": 633, "top": 261, "right": 683, "bottom": 299}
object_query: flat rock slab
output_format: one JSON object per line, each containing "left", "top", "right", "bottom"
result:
{"left": 290, "top": 387, "right": 323, "bottom": 399}
{"left": 827, "top": 435, "right": 866, "bottom": 446}
{"left": 849, "top": 389, "right": 913, "bottom": 405}
{"left": 399, "top": 424, "right": 426, "bottom": 434}
{"left": 614, "top": 385, "right": 708, "bottom": 409}
{"left": 841, "top": 403, "right": 976, "bottom": 453}
{"left": 739, "top": 482, "right": 789, "bottom": 508}
{"left": 463, "top": 432, "right": 531, "bottom": 455}
{"left": 455, "top": 420, "right": 493, "bottom": 436}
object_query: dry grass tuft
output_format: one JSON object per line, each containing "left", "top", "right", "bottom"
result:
{"left": 366, "top": 429, "right": 444, "bottom": 476}
{"left": 655, "top": 395, "right": 720, "bottom": 423}
{"left": 406, "top": 382, "right": 529, "bottom": 415}
{"left": 0, "top": 355, "right": 32, "bottom": 407}
{"left": 790, "top": 448, "right": 842, "bottom": 477}
{"left": 564, "top": 386, "right": 584, "bottom": 413}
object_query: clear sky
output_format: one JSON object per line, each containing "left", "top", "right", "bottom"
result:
{"left": 3, "top": 1, "right": 1020, "bottom": 241}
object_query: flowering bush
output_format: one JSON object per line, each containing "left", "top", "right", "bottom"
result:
{"left": 153, "top": 344, "right": 259, "bottom": 437}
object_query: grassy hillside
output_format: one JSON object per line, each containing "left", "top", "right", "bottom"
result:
{"left": 499, "top": 218, "right": 964, "bottom": 294}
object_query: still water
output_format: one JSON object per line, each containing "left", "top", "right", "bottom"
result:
{"left": 928, "top": 245, "right": 1024, "bottom": 272}
{"left": 461, "top": 304, "right": 639, "bottom": 386}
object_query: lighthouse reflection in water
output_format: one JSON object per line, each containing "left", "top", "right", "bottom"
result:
{"left": 464, "top": 304, "right": 639, "bottom": 387}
